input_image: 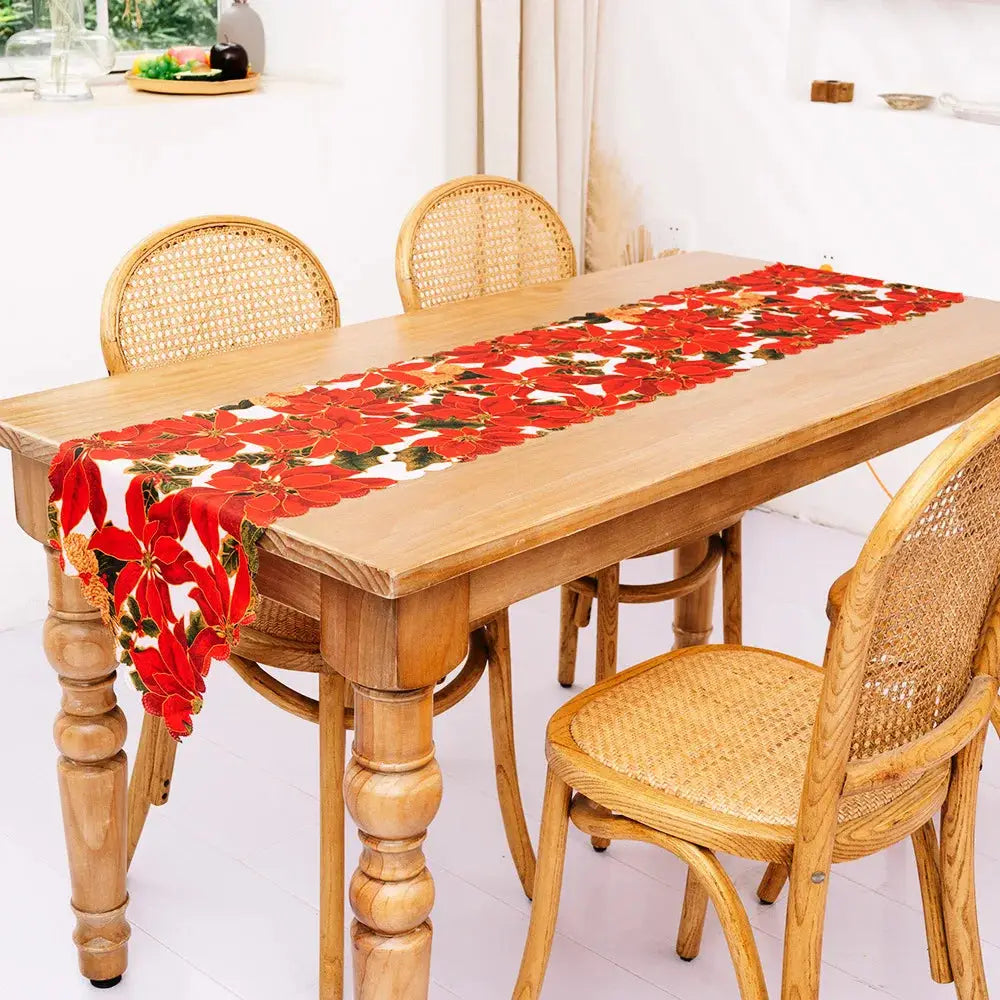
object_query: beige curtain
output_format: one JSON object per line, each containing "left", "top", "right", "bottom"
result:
{"left": 446, "top": 0, "right": 602, "bottom": 262}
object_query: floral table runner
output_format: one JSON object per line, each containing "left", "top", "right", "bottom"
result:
{"left": 48, "top": 263, "right": 963, "bottom": 738}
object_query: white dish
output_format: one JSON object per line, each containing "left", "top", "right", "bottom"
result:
{"left": 940, "top": 92, "right": 1000, "bottom": 126}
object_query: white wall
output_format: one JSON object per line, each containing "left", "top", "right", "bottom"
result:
{"left": 593, "top": 0, "right": 1000, "bottom": 535}
{"left": 0, "top": 1, "right": 451, "bottom": 629}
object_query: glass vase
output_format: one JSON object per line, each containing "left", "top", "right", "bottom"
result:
{"left": 5, "top": 0, "right": 116, "bottom": 101}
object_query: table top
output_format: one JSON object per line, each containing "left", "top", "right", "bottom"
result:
{"left": 2, "top": 251, "right": 999, "bottom": 597}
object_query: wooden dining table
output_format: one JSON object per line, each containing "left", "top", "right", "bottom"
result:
{"left": 2, "top": 250, "right": 1000, "bottom": 999}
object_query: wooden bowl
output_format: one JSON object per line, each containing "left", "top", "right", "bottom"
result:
{"left": 879, "top": 93, "right": 934, "bottom": 111}
{"left": 126, "top": 72, "right": 261, "bottom": 96}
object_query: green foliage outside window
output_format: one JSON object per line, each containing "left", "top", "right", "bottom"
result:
{"left": 1, "top": 0, "right": 215, "bottom": 50}
{"left": 0, "top": 1, "right": 32, "bottom": 45}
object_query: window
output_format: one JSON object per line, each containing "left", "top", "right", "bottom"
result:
{"left": 0, "top": 1, "right": 217, "bottom": 79}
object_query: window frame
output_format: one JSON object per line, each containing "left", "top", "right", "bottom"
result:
{"left": 0, "top": 0, "right": 222, "bottom": 83}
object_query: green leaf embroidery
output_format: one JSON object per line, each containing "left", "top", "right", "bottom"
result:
{"left": 185, "top": 610, "right": 207, "bottom": 647}
{"left": 332, "top": 447, "right": 387, "bottom": 473}
{"left": 219, "top": 535, "right": 241, "bottom": 577}
{"left": 240, "top": 519, "right": 266, "bottom": 576}
{"left": 703, "top": 348, "right": 745, "bottom": 366}
{"left": 394, "top": 445, "right": 444, "bottom": 471}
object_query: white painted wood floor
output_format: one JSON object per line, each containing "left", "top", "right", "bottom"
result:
{"left": 3, "top": 509, "right": 999, "bottom": 999}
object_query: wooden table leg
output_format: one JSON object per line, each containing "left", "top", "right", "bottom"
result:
{"left": 319, "top": 671, "right": 347, "bottom": 1000}
{"left": 673, "top": 537, "right": 717, "bottom": 649}
{"left": 43, "top": 549, "right": 130, "bottom": 986}
{"left": 346, "top": 685, "right": 440, "bottom": 998}
{"left": 322, "top": 577, "right": 468, "bottom": 1000}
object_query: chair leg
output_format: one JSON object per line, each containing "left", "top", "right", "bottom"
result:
{"left": 781, "top": 850, "right": 833, "bottom": 1000}
{"left": 676, "top": 868, "right": 709, "bottom": 960}
{"left": 127, "top": 713, "right": 178, "bottom": 867}
{"left": 757, "top": 862, "right": 789, "bottom": 905}
{"left": 990, "top": 697, "right": 1000, "bottom": 742}
{"left": 319, "top": 672, "right": 347, "bottom": 1000}
{"left": 673, "top": 538, "right": 717, "bottom": 649}
{"left": 940, "top": 729, "right": 989, "bottom": 1000}
{"left": 721, "top": 521, "right": 743, "bottom": 645}
{"left": 911, "top": 820, "right": 953, "bottom": 985}
{"left": 594, "top": 564, "right": 620, "bottom": 683}
{"left": 512, "top": 769, "right": 572, "bottom": 1000}
{"left": 671, "top": 842, "right": 768, "bottom": 1000}
{"left": 557, "top": 587, "right": 581, "bottom": 688}
{"left": 485, "top": 610, "right": 537, "bottom": 899}
{"left": 590, "top": 565, "right": 620, "bottom": 852}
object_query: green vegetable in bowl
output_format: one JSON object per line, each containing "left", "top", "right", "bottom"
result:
{"left": 133, "top": 53, "right": 182, "bottom": 79}
{"left": 174, "top": 68, "right": 223, "bottom": 81}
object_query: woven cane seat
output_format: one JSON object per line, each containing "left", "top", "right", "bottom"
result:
{"left": 562, "top": 646, "right": 938, "bottom": 834}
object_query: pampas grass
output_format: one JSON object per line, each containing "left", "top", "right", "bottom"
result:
{"left": 585, "top": 138, "right": 678, "bottom": 272}
{"left": 585, "top": 141, "right": 635, "bottom": 273}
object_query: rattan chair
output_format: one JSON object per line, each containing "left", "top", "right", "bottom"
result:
{"left": 753, "top": 554, "right": 1000, "bottom": 910}
{"left": 396, "top": 177, "right": 744, "bottom": 809}
{"left": 104, "top": 216, "right": 531, "bottom": 1000}
{"left": 513, "top": 396, "right": 1000, "bottom": 1000}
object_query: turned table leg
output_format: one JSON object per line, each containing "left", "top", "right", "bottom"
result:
{"left": 673, "top": 537, "right": 717, "bottom": 649}
{"left": 322, "top": 576, "right": 467, "bottom": 1000}
{"left": 345, "top": 685, "right": 441, "bottom": 999}
{"left": 43, "top": 549, "right": 130, "bottom": 986}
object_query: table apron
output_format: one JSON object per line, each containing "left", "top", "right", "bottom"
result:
{"left": 466, "top": 372, "right": 1000, "bottom": 621}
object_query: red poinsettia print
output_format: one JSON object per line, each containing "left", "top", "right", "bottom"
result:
{"left": 206, "top": 462, "right": 395, "bottom": 529}
{"left": 142, "top": 408, "right": 283, "bottom": 461}
{"left": 187, "top": 549, "right": 256, "bottom": 664}
{"left": 90, "top": 478, "right": 193, "bottom": 622}
{"left": 132, "top": 621, "right": 208, "bottom": 739}
{"left": 48, "top": 263, "right": 963, "bottom": 740}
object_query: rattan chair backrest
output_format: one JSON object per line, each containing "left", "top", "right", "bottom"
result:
{"left": 826, "top": 397, "right": 1000, "bottom": 769}
{"left": 101, "top": 215, "right": 339, "bottom": 374}
{"left": 395, "top": 175, "right": 577, "bottom": 312}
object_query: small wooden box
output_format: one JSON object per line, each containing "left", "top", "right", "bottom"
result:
{"left": 811, "top": 80, "right": 854, "bottom": 104}
{"left": 811, "top": 80, "right": 830, "bottom": 102}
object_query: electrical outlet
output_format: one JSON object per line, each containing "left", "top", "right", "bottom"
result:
{"left": 662, "top": 221, "right": 686, "bottom": 252}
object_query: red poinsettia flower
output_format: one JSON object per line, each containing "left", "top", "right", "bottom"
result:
{"left": 622, "top": 317, "right": 741, "bottom": 356}
{"left": 644, "top": 292, "right": 687, "bottom": 308}
{"left": 557, "top": 387, "right": 629, "bottom": 420}
{"left": 546, "top": 324, "right": 627, "bottom": 358}
{"left": 203, "top": 461, "right": 394, "bottom": 530}
{"left": 274, "top": 374, "right": 413, "bottom": 420}
{"left": 132, "top": 621, "right": 208, "bottom": 739}
{"left": 89, "top": 478, "right": 193, "bottom": 622}
{"left": 49, "top": 421, "right": 173, "bottom": 534}
{"left": 615, "top": 357, "right": 731, "bottom": 396}
{"left": 412, "top": 386, "right": 537, "bottom": 430}
{"left": 245, "top": 408, "right": 403, "bottom": 458}
{"left": 457, "top": 363, "right": 590, "bottom": 401}
{"left": 375, "top": 359, "right": 449, "bottom": 389}
{"left": 138, "top": 408, "right": 283, "bottom": 461}
{"left": 444, "top": 340, "right": 520, "bottom": 367}
{"left": 187, "top": 548, "right": 256, "bottom": 663}
{"left": 422, "top": 422, "right": 531, "bottom": 460}
{"left": 49, "top": 442, "right": 107, "bottom": 535}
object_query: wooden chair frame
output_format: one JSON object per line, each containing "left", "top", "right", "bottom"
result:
{"left": 513, "top": 396, "right": 1000, "bottom": 1000}
{"left": 103, "top": 216, "right": 535, "bottom": 1000}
